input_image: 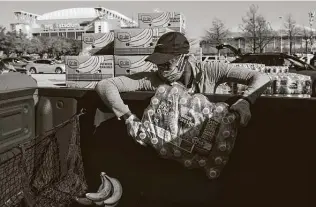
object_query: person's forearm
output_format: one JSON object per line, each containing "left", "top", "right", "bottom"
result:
{"left": 95, "top": 78, "right": 132, "bottom": 118}
{"left": 95, "top": 73, "right": 159, "bottom": 119}
{"left": 242, "top": 72, "right": 271, "bottom": 104}
{"left": 224, "top": 65, "right": 271, "bottom": 104}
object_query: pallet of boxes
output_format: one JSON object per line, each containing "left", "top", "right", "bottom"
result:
{"left": 64, "top": 12, "right": 186, "bottom": 88}
{"left": 229, "top": 63, "right": 312, "bottom": 97}
{"left": 114, "top": 12, "right": 186, "bottom": 77}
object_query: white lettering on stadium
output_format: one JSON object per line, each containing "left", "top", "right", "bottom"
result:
{"left": 43, "top": 23, "right": 80, "bottom": 29}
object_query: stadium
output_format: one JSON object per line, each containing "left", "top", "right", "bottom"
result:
{"left": 10, "top": 7, "right": 138, "bottom": 40}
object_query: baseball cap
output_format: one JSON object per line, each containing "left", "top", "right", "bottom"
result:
{"left": 145, "top": 32, "right": 190, "bottom": 65}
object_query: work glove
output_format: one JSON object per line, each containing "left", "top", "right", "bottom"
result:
{"left": 229, "top": 99, "right": 251, "bottom": 127}
{"left": 125, "top": 114, "right": 146, "bottom": 146}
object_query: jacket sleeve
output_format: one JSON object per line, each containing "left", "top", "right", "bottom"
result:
{"left": 210, "top": 62, "right": 271, "bottom": 104}
{"left": 95, "top": 72, "right": 162, "bottom": 118}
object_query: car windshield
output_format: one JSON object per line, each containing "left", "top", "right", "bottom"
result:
{"left": 286, "top": 56, "right": 316, "bottom": 71}
{"left": 22, "top": 57, "right": 31, "bottom": 61}
{"left": 16, "top": 58, "right": 27, "bottom": 63}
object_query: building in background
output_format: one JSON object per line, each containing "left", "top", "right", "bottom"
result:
{"left": 201, "top": 26, "right": 316, "bottom": 56}
{"left": 10, "top": 7, "right": 138, "bottom": 40}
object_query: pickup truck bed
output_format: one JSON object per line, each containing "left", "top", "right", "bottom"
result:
{"left": 0, "top": 74, "right": 313, "bottom": 206}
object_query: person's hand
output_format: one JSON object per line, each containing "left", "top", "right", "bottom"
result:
{"left": 229, "top": 99, "right": 251, "bottom": 127}
{"left": 125, "top": 114, "right": 141, "bottom": 137}
{"left": 125, "top": 114, "right": 146, "bottom": 146}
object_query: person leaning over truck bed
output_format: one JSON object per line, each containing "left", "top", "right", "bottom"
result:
{"left": 95, "top": 32, "right": 271, "bottom": 139}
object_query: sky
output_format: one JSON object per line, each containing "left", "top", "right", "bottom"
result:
{"left": 0, "top": 1, "right": 315, "bottom": 39}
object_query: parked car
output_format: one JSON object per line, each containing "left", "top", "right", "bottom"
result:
{"left": 20, "top": 56, "right": 36, "bottom": 63}
{"left": 26, "top": 59, "right": 66, "bottom": 74}
{"left": 1, "top": 57, "right": 28, "bottom": 73}
{"left": 0, "top": 60, "right": 16, "bottom": 74}
{"left": 299, "top": 54, "right": 314, "bottom": 64}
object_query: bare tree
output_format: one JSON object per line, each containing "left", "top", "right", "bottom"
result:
{"left": 0, "top": 26, "right": 7, "bottom": 53}
{"left": 203, "top": 18, "right": 230, "bottom": 45}
{"left": 0, "top": 25, "right": 5, "bottom": 35}
{"left": 202, "top": 18, "right": 230, "bottom": 55}
{"left": 240, "top": 4, "right": 275, "bottom": 53}
{"left": 283, "top": 14, "right": 300, "bottom": 54}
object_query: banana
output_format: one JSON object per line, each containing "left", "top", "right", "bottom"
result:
{"left": 129, "top": 29, "right": 148, "bottom": 42}
{"left": 98, "top": 172, "right": 107, "bottom": 191}
{"left": 152, "top": 12, "right": 168, "bottom": 23}
{"left": 152, "top": 12, "right": 170, "bottom": 27}
{"left": 77, "top": 56, "right": 94, "bottom": 70}
{"left": 103, "top": 175, "right": 123, "bottom": 205}
{"left": 86, "top": 172, "right": 112, "bottom": 202}
{"left": 94, "top": 172, "right": 110, "bottom": 206}
{"left": 78, "top": 56, "right": 107, "bottom": 74}
{"left": 95, "top": 33, "right": 114, "bottom": 46}
{"left": 104, "top": 201, "right": 119, "bottom": 207}
{"left": 129, "top": 29, "right": 152, "bottom": 47}
{"left": 127, "top": 57, "right": 156, "bottom": 73}
{"left": 78, "top": 57, "right": 97, "bottom": 73}
{"left": 75, "top": 172, "right": 108, "bottom": 206}
{"left": 75, "top": 197, "right": 94, "bottom": 206}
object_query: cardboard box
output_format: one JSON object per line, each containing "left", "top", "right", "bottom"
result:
{"left": 65, "top": 55, "right": 114, "bottom": 88}
{"left": 114, "top": 55, "right": 158, "bottom": 76}
{"left": 138, "top": 12, "right": 186, "bottom": 33}
{"left": 81, "top": 32, "right": 114, "bottom": 55}
{"left": 114, "top": 27, "right": 172, "bottom": 55}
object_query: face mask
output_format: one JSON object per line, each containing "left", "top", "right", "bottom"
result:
{"left": 157, "top": 55, "right": 186, "bottom": 83}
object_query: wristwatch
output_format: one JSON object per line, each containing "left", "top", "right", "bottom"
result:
{"left": 118, "top": 111, "right": 133, "bottom": 121}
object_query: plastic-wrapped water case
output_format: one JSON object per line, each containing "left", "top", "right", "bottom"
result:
{"left": 136, "top": 83, "right": 240, "bottom": 179}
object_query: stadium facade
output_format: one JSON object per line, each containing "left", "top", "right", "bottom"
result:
{"left": 10, "top": 7, "right": 138, "bottom": 40}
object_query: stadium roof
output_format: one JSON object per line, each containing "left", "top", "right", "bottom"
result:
{"left": 35, "top": 7, "right": 137, "bottom": 25}
{"left": 37, "top": 8, "right": 99, "bottom": 20}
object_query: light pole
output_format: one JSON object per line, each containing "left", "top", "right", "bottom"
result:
{"left": 267, "top": 22, "right": 275, "bottom": 51}
{"left": 249, "top": 18, "right": 256, "bottom": 53}
{"left": 279, "top": 16, "right": 283, "bottom": 53}
{"left": 308, "top": 11, "right": 315, "bottom": 53}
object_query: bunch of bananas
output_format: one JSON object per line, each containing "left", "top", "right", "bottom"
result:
{"left": 75, "top": 172, "right": 123, "bottom": 206}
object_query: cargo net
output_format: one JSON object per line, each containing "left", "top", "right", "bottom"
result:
{"left": 0, "top": 111, "right": 87, "bottom": 207}
{"left": 135, "top": 83, "right": 240, "bottom": 179}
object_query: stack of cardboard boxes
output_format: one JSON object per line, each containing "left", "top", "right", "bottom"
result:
{"left": 65, "top": 32, "right": 115, "bottom": 88}
{"left": 137, "top": 12, "right": 185, "bottom": 33}
{"left": 114, "top": 27, "right": 168, "bottom": 76}
{"left": 114, "top": 12, "right": 185, "bottom": 76}
{"left": 65, "top": 12, "right": 186, "bottom": 88}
